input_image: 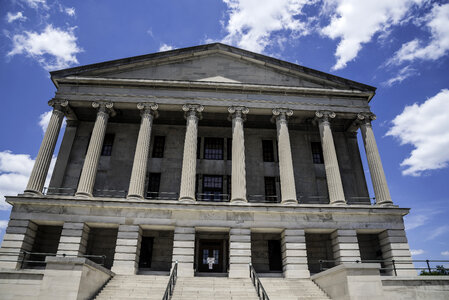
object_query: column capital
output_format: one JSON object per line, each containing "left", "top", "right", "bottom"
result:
{"left": 272, "top": 108, "right": 293, "bottom": 123}
{"left": 182, "top": 104, "right": 204, "bottom": 119}
{"left": 348, "top": 112, "right": 376, "bottom": 132}
{"left": 48, "top": 99, "right": 69, "bottom": 113}
{"left": 92, "top": 101, "right": 116, "bottom": 117}
{"left": 228, "top": 106, "right": 249, "bottom": 121}
{"left": 137, "top": 102, "right": 158, "bottom": 118}
{"left": 315, "top": 111, "right": 336, "bottom": 123}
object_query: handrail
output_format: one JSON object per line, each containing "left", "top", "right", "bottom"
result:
{"left": 249, "top": 263, "right": 270, "bottom": 300}
{"left": 162, "top": 261, "right": 178, "bottom": 300}
{"left": 16, "top": 251, "right": 107, "bottom": 268}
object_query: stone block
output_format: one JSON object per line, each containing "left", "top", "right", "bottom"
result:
{"left": 62, "top": 222, "right": 87, "bottom": 230}
{"left": 174, "top": 227, "right": 195, "bottom": 234}
{"left": 113, "top": 253, "right": 137, "bottom": 260}
{"left": 229, "top": 256, "right": 251, "bottom": 264}
{"left": 229, "top": 249, "right": 251, "bottom": 256}
{"left": 117, "top": 231, "right": 140, "bottom": 239}
{"left": 229, "top": 242, "right": 250, "bottom": 249}
{"left": 173, "top": 233, "right": 195, "bottom": 241}
{"left": 118, "top": 225, "right": 140, "bottom": 232}
{"left": 116, "top": 238, "right": 139, "bottom": 246}
{"left": 115, "top": 245, "right": 138, "bottom": 253}
{"left": 283, "top": 249, "right": 307, "bottom": 257}
{"left": 282, "top": 236, "right": 305, "bottom": 243}
{"left": 230, "top": 228, "right": 251, "bottom": 235}
{"left": 173, "top": 241, "right": 195, "bottom": 248}
{"left": 172, "top": 255, "right": 194, "bottom": 263}
{"left": 283, "top": 229, "right": 305, "bottom": 236}
{"left": 172, "top": 247, "right": 194, "bottom": 255}
{"left": 281, "top": 242, "right": 306, "bottom": 251}
{"left": 229, "top": 234, "right": 251, "bottom": 242}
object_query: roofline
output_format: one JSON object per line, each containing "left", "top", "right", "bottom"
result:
{"left": 50, "top": 43, "right": 376, "bottom": 94}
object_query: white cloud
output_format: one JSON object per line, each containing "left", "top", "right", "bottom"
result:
{"left": 426, "top": 225, "right": 449, "bottom": 241}
{"left": 7, "top": 24, "right": 82, "bottom": 71}
{"left": 6, "top": 12, "right": 27, "bottom": 23}
{"left": 410, "top": 249, "right": 425, "bottom": 255}
{"left": 39, "top": 110, "right": 52, "bottom": 133}
{"left": 0, "top": 220, "right": 7, "bottom": 230}
{"left": 405, "top": 213, "right": 430, "bottom": 230}
{"left": 65, "top": 7, "right": 76, "bottom": 17}
{"left": 321, "top": 0, "right": 422, "bottom": 70}
{"left": 0, "top": 151, "right": 56, "bottom": 210}
{"left": 389, "top": 3, "right": 449, "bottom": 65}
{"left": 383, "top": 65, "right": 418, "bottom": 86}
{"left": 221, "top": 0, "right": 312, "bottom": 53}
{"left": 159, "top": 44, "right": 174, "bottom": 51}
{"left": 442, "top": 251, "right": 449, "bottom": 256}
{"left": 386, "top": 89, "right": 449, "bottom": 176}
{"left": 22, "top": 0, "right": 48, "bottom": 9}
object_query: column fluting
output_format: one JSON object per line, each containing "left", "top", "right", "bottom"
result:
{"left": 229, "top": 106, "right": 249, "bottom": 203}
{"left": 25, "top": 100, "right": 68, "bottom": 195}
{"left": 127, "top": 103, "right": 158, "bottom": 199}
{"left": 273, "top": 108, "right": 297, "bottom": 204}
{"left": 178, "top": 104, "right": 203, "bottom": 202}
{"left": 75, "top": 102, "right": 114, "bottom": 198}
{"left": 358, "top": 113, "right": 393, "bottom": 206}
{"left": 315, "top": 111, "right": 346, "bottom": 205}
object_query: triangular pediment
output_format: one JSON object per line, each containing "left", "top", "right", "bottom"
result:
{"left": 51, "top": 43, "right": 375, "bottom": 93}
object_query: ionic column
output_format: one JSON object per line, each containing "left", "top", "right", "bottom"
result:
{"left": 127, "top": 103, "right": 158, "bottom": 199}
{"left": 228, "top": 106, "right": 249, "bottom": 203}
{"left": 315, "top": 111, "right": 346, "bottom": 205}
{"left": 25, "top": 100, "right": 68, "bottom": 195}
{"left": 179, "top": 104, "right": 203, "bottom": 202}
{"left": 273, "top": 108, "right": 297, "bottom": 204}
{"left": 358, "top": 113, "right": 393, "bottom": 206}
{"left": 75, "top": 102, "right": 114, "bottom": 198}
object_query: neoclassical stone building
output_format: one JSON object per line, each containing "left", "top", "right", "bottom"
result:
{"left": 0, "top": 43, "right": 426, "bottom": 299}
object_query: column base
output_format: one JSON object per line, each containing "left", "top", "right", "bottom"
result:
{"left": 23, "top": 189, "right": 43, "bottom": 196}
{"left": 281, "top": 199, "right": 298, "bottom": 205}
{"left": 179, "top": 196, "right": 195, "bottom": 203}
{"left": 75, "top": 191, "right": 93, "bottom": 198}
{"left": 330, "top": 200, "right": 346, "bottom": 206}
{"left": 376, "top": 199, "right": 395, "bottom": 207}
{"left": 230, "top": 198, "right": 247, "bottom": 204}
{"left": 126, "top": 194, "right": 144, "bottom": 200}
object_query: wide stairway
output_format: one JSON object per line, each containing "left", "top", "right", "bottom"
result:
{"left": 94, "top": 275, "right": 168, "bottom": 299}
{"left": 171, "top": 277, "right": 260, "bottom": 300}
{"left": 260, "top": 278, "right": 330, "bottom": 300}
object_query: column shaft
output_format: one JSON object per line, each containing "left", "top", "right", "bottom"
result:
{"left": 229, "top": 106, "right": 248, "bottom": 203}
{"left": 359, "top": 116, "right": 393, "bottom": 206}
{"left": 127, "top": 103, "right": 157, "bottom": 199}
{"left": 273, "top": 109, "right": 297, "bottom": 204}
{"left": 179, "top": 104, "right": 202, "bottom": 202}
{"left": 316, "top": 111, "right": 346, "bottom": 205}
{"left": 25, "top": 101, "right": 67, "bottom": 195}
{"left": 75, "top": 102, "right": 113, "bottom": 198}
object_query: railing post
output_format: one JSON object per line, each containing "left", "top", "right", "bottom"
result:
{"left": 392, "top": 260, "right": 397, "bottom": 276}
{"left": 426, "top": 259, "right": 431, "bottom": 273}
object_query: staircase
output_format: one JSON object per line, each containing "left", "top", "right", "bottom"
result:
{"left": 94, "top": 275, "right": 168, "bottom": 300}
{"left": 260, "top": 278, "right": 331, "bottom": 300}
{"left": 171, "top": 277, "right": 260, "bottom": 300}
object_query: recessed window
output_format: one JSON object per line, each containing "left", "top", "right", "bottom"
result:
{"left": 227, "top": 138, "right": 232, "bottom": 160}
{"left": 146, "top": 173, "right": 161, "bottom": 199}
{"left": 197, "top": 137, "right": 201, "bottom": 159}
{"left": 311, "top": 142, "right": 324, "bottom": 164}
{"left": 152, "top": 136, "right": 165, "bottom": 158}
{"left": 101, "top": 134, "right": 115, "bottom": 156}
{"left": 204, "top": 138, "right": 224, "bottom": 160}
{"left": 264, "top": 177, "right": 277, "bottom": 202}
{"left": 202, "top": 175, "right": 223, "bottom": 201}
{"left": 262, "top": 140, "right": 275, "bottom": 162}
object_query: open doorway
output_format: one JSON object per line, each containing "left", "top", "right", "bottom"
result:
{"left": 195, "top": 231, "right": 228, "bottom": 275}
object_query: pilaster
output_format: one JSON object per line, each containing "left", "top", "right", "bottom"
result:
{"left": 229, "top": 228, "right": 251, "bottom": 278}
{"left": 379, "top": 229, "right": 415, "bottom": 276}
{"left": 0, "top": 220, "right": 37, "bottom": 269}
{"left": 331, "top": 229, "right": 361, "bottom": 264}
{"left": 111, "top": 225, "right": 141, "bottom": 275}
{"left": 57, "top": 222, "right": 90, "bottom": 257}
{"left": 172, "top": 226, "right": 195, "bottom": 277}
{"left": 281, "top": 229, "right": 310, "bottom": 278}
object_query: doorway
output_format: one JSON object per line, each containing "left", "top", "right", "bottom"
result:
{"left": 139, "top": 236, "right": 154, "bottom": 269}
{"left": 197, "top": 239, "right": 225, "bottom": 272}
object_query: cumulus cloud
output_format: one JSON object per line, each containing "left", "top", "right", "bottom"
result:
{"left": 386, "top": 89, "right": 449, "bottom": 176}
{"left": 321, "top": 0, "right": 422, "bottom": 70}
{"left": 39, "top": 110, "right": 52, "bottom": 133}
{"left": 6, "top": 12, "right": 27, "bottom": 23}
{"left": 221, "top": 0, "right": 312, "bottom": 53}
{"left": 410, "top": 249, "right": 425, "bottom": 255}
{"left": 442, "top": 251, "right": 449, "bottom": 256}
{"left": 0, "top": 151, "right": 56, "bottom": 210}
{"left": 21, "top": 0, "right": 48, "bottom": 9}
{"left": 7, "top": 24, "right": 82, "bottom": 71}
{"left": 159, "top": 44, "right": 174, "bottom": 51}
{"left": 389, "top": 3, "right": 449, "bottom": 65}
{"left": 383, "top": 65, "right": 418, "bottom": 87}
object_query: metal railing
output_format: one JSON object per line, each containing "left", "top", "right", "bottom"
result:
{"left": 162, "top": 261, "right": 178, "bottom": 300}
{"left": 16, "top": 251, "right": 106, "bottom": 269}
{"left": 145, "top": 192, "right": 179, "bottom": 200}
{"left": 196, "top": 193, "right": 230, "bottom": 202}
{"left": 248, "top": 195, "right": 279, "bottom": 203}
{"left": 316, "top": 259, "right": 449, "bottom": 276}
{"left": 43, "top": 187, "right": 76, "bottom": 196}
{"left": 249, "top": 263, "right": 270, "bottom": 300}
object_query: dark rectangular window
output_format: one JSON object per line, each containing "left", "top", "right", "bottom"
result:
{"left": 197, "top": 137, "right": 201, "bottom": 159}
{"left": 146, "top": 173, "right": 161, "bottom": 199}
{"left": 202, "top": 175, "right": 223, "bottom": 201}
{"left": 311, "top": 142, "right": 324, "bottom": 164}
{"left": 262, "top": 140, "right": 275, "bottom": 162}
{"left": 227, "top": 175, "right": 231, "bottom": 200}
{"left": 227, "top": 138, "right": 232, "bottom": 160}
{"left": 152, "top": 136, "right": 165, "bottom": 158}
{"left": 101, "top": 134, "right": 115, "bottom": 156}
{"left": 204, "top": 138, "right": 223, "bottom": 160}
{"left": 264, "top": 177, "right": 277, "bottom": 202}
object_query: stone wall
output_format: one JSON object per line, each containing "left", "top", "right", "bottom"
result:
{"left": 141, "top": 229, "right": 173, "bottom": 271}
{"left": 251, "top": 232, "right": 281, "bottom": 273}
{"left": 86, "top": 227, "right": 118, "bottom": 269}
{"left": 306, "top": 233, "right": 334, "bottom": 274}
{"left": 382, "top": 277, "right": 449, "bottom": 300}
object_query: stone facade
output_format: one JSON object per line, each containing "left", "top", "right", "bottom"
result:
{"left": 0, "top": 43, "right": 415, "bottom": 287}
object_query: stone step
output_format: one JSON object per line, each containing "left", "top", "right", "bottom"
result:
{"left": 260, "top": 278, "right": 330, "bottom": 300}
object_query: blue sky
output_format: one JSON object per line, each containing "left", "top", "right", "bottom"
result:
{"left": 1, "top": 0, "right": 449, "bottom": 262}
